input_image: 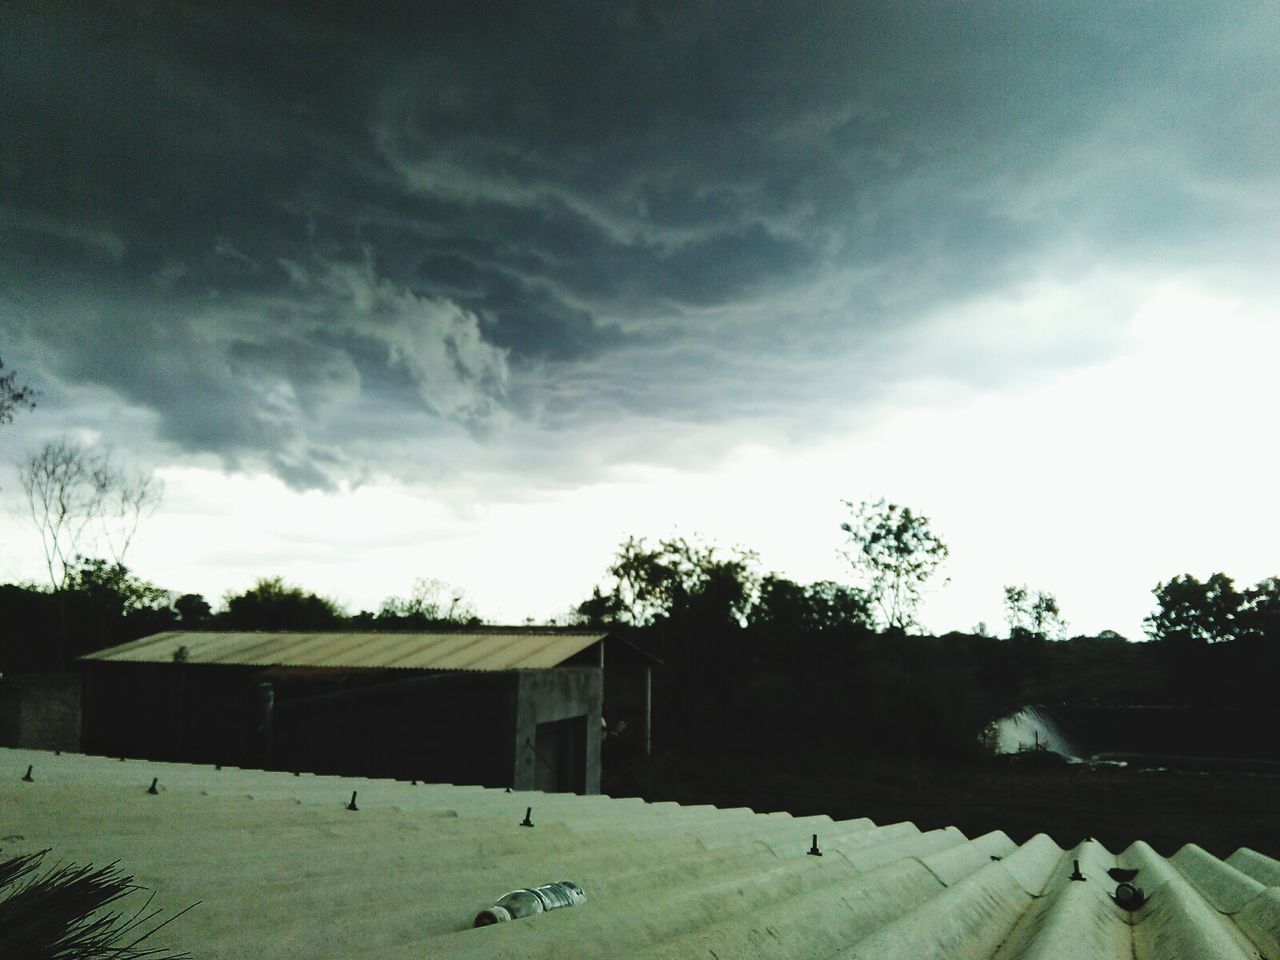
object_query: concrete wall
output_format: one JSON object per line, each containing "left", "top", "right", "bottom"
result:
{"left": 0, "top": 673, "right": 81, "bottom": 750}
{"left": 513, "top": 667, "right": 602, "bottom": 794}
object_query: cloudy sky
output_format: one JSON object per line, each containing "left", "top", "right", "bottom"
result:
{"left": 2, "top": 1, "right": 1278, "bottom": 635}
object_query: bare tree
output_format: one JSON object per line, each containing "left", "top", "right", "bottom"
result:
{"left": 19, "top": 439, "right": 164, "bottom": 590}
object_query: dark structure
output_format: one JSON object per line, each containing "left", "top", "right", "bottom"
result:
{"left": 0, "top": 673, "right": 81, "bottom": 751}
{"left": 76, "top": 630, "right": 652, "bottom": 793}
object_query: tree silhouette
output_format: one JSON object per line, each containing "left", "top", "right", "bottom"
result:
{"left": 222, "top": 577, "right": 343, "bottom": 630}
{"left": 752, "top": 575, "right": 871, "bottom": 632}
{"left": 377, "top": 576, "right": 479, "bottom": 626}
{"left": 583, "top": 535, "right": 759, "bottom": 628}
{"left": 19, "top": 440, "right": 163, "bottom": 590}
{"left": 840, "top": 499, "right": 948, "bottom": 634}
{"left": 1003, "top": 584, "right": 1068, "bottom": 641}
{"left": 0, "top": 355, "right": 35, "bottom": 428}
{"left": 174, "top": 593, "right": 212, "bottom": 625}
{"left": 1144, "top": 573, "right": 1242, "bottom": 645}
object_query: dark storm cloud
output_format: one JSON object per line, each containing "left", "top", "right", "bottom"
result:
{"left": 2, "top": 1, "right": 1277, "bottom": 488}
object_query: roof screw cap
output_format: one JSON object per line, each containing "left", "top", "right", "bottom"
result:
{"left": 808, "top": 834, "right": 822, "bottom": 856}
{"left": 147, "top": 777, "right": 159, "bottom": 795}
{"left": 21, "top": 764, "right": 33, "bottom": 782}
{"left": 1069, "top": 859, "right": 1086, "bottom": 882}
{"left": 1114, "top": 881, "right": 1146, "bottom": 910}
{"left": 347, "top": 791, "right": 359, "bottom": 811}
{"left": 520, "top": 806, "right": 534, "bottom": 827}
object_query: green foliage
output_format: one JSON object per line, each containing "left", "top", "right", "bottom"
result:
{"left": 1239, "top": 577, "right": 1280, "bottom": 643}
{"left": 751, "top": 576, "right": 871, "bottom": 632}
{"left": 222, "top": 577, "right": 344, "bottom": 630}
{"left": 585, "top": 535, "right": 759, "bottom": 628}
{"left": 172, "top": 594, "right": 212, "bottom": 625}
{"left": 1144, "top": 572, "right": 1243, "bottom": 645}
{"left": 65, "top": 559, "right": 173, "bottom": 618}
{"left": 1003, "top": 584, "right": 1068, "bottom": 641}
{"left": 840, "top": 499, "right": 949, "bottom": 633}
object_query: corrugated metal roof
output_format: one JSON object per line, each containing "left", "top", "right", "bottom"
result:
{"left": 3, "top": 747, "right": 1277, "bottom": 959}
{"left": 79, "top": 630, "right": 606, "bottom": 671}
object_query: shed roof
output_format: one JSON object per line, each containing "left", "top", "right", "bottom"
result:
{"left": 79, "top": 630, "right": 607, "bottom": 671}
{"left": 3, "top": 747, "right": 1277, "bottom": 959}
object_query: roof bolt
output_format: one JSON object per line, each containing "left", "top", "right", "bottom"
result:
{"left": 347, "top": 791, "right": 359, "bottom": 811}
{"left": 1070, "top": 859, "right": 1086, "bottom": 881}
{"left": 55, "top": 750, "right": 61, "bottom": 756}
{"left": 520, "top": 806, "right": 534, "bottom": 828}
{"left": 21, "top": 764, "right": 33, "bottom": 782}
{"left": 215, "top": 763, "right": 222, "bottom": 770}
{"left": 293, "top": 771, "right": 300, "bottom": 777}
{"left": 411, "top": 780, "right": 418, "bottom": 786}
{"left": 808, "top": 834, "right": 823, "bottom": 856}
{"left": 147, "top": 777, "right": 159, "bottom": 795}
{"left": 1114, "top": 881, "right": 1146, "bottom": 910}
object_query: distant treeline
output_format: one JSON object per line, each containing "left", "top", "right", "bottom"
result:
{"left": 0, "top": 563, "right": 480, "bottom": 673}
{"left": 1, "top": 549, "right": 1276, "bottom": 766}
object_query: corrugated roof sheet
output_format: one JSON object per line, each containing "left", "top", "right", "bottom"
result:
{"left": 4, "top": 747, "right": 1277, "bottom": 959}
{"left": 79, "top": 630, "right": 606, "bottom": 671}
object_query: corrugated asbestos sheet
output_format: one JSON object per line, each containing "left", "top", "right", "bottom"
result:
{"left": 79, "top": 630, "right": 605, "bottom": 671}
{"left": 3, "top": 748, "right": 1278, "bottom": 960}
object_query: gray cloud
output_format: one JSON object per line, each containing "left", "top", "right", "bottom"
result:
{"left": 2, "top": 0, "right": 1277, "bottom": 491}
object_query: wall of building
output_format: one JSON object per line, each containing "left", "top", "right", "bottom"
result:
{"left": 273, "top": 671, "right": 519, "bottom": 785}
{"left": 512, "top": 667, "right": 602, "bottom": 794}
{"left": 0, "top": 674, "right": 81, "bottom": 751}
{"left": 81, "top": 661, "right": 264, "bottom": 762}
{"left": 79, "top": 661, "right": 603, "bottom": 792}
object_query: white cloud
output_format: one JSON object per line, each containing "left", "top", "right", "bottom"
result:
{"left": 314, "top": 259, "right": 511, "bottom": 425}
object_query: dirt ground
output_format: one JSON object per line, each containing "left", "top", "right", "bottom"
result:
{"left": 607, "top": 755, "right": 1280, "bottom": 860}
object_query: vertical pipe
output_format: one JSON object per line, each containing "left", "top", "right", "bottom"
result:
{"left": 644, "top": 665, "right": 652, "bottom": 756}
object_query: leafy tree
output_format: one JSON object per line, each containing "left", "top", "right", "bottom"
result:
{"left": 1238, "top": 577, "right": 1280, "bottom": 643}
{"left": 840, "top": 499, "right": 948, "bottom": 633}
{"left": 752, "top": 575, "right": 871, "bottom": 632}
{"left": 1003, "top": 584, "right": 1068, "bottom": 641}
{"left": 0, "top": 354, "right": 35, "bottom": 428}
{"left": 174, "top": 593, "right": 213, "bottom": 625}
{"left": 222, "top": 577, "right": 344, "bottom": 631}
{"left": 583, "top": 535, "right": 759, "bottom": 628}
{"left": 59, "top": 558, "right": 176, "bottom": 658}
{"left": 377, "top": 577, "right": 480, "bottom": 627}
{"left": 64, "top": 558, "right": 173, "bottom": 616}
{"left": 1143, "top": 573, "right": 1242, "bottom": 645}
{"left": 575, "top": 585, "right": 623, "bottom": 628}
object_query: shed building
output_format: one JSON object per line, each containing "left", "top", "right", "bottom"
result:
{"left": 78, "top": 630, "right": 633, "bottom": 793}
